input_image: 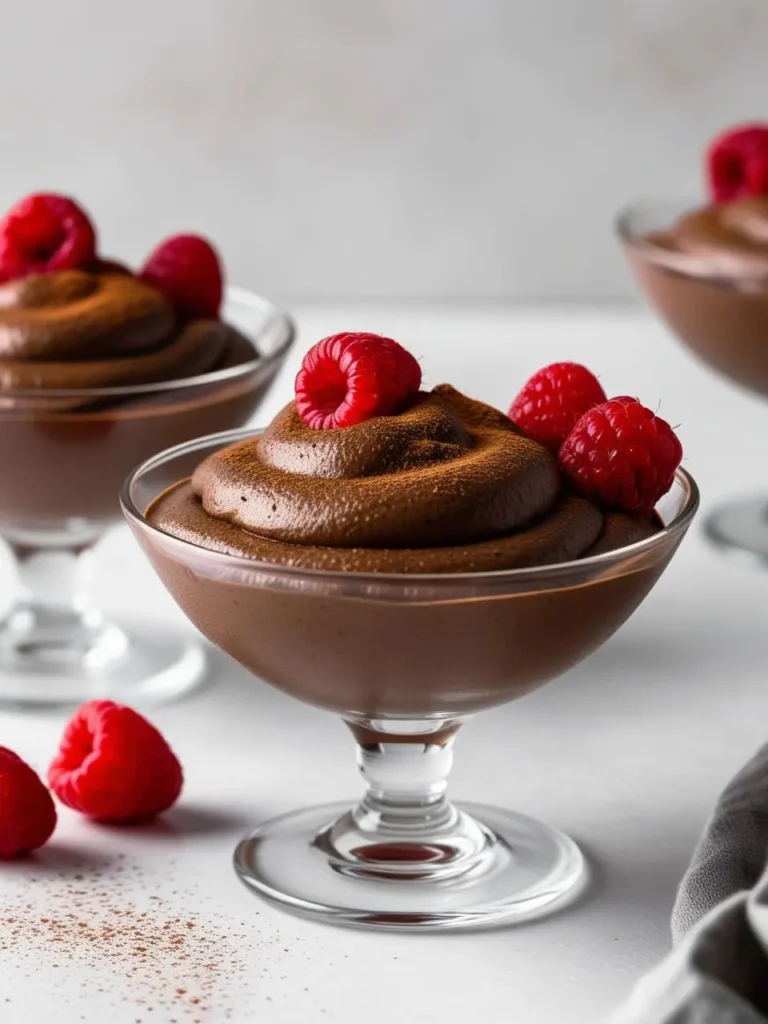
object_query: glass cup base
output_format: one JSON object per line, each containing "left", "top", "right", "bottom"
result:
{"left": 234, "top": 800, "right": 586, "bottom": 932}
{"left": 704, "top": 496, "right": 768, "bottom": 563}
{"left": 0, "top": 613, "right": 207, "bottom": 708}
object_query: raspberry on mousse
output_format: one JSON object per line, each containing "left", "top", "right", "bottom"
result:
{"left": 0, "top": 193, "right": 97, "bottom": 282}
{"left": 706, "top": 123, "right": 768, "bottom": 204}
{"left": 295, "top": 332, "right": 422, "bottom": 429}
{"left": 140, "top": 234, "right": 224, "bottom": 319}
{"left": 508, "top": 364, "right": 682, "bottom": 517}
{"left": 559, "top": 396, "right": 682, "bottom": 515}
{"left": 508, "top": 362, "right": 607, "bottom": 450}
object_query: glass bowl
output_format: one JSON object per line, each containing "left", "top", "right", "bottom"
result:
{"left": 122, "top": 428, "right": 698, "bottom": 932}
{"left": 618, "top": 198, "right": 768, "bottom": 561}
{"left": 0, "top": 290, "right": 295, "bottom": 707}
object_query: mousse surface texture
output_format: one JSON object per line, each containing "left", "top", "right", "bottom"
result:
{"left": 0, "top": 269, "right": 252, "bottom": 392}
{"left": 647, "top": 195, "right": 768, "bottom": 280}
{"left": 149, "top": 385, "right": 658, "bottom": 573}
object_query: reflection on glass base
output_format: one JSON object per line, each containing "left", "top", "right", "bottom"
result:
{"left": 0, "top": 612, "right": 207, "bottom": 708}
{"left": 704, "top": 497, "right": 768, "bottom": 563}
{"left": 234, "top": 801, "right": 586, "bottom": 932}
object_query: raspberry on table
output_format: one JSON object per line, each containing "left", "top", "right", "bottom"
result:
{"left": 559, "top": 397, "right": 683, "bottom": 515}
{"left": 706, "top": 124, "right": 768, "bottom": 204}
{"left": 508, "top": 362, "right": 607, "bottom": 450}
{"left": 140, "top": 233, "right": 223, "bottom": 319}
{"left": 0, "top": 193, "right": 96, "bottom": 281}
{"left": 48, "top": 700, "right": 183, "bottom": 824}
{"left": 295, "top": 332, "right": 422, "bottom": 429}
{"left": 0, "top": 746, "right": 57, "bottom": 857}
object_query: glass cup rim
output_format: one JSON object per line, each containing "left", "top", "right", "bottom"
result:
{"left": 2, "top": 286, "right": 296, "bottom": 402}
{"left": 121, "top": 426, "right": 700, "bottom": 588}
{"left": 614, "top": 196, "right": 768, "bottom": 288}
{"left": 614, "top": 196, "right": 693, "bottom": 248}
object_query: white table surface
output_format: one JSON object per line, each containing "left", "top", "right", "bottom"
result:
{"left": 0, "top": 304, "right": 766, "bottom": 1024}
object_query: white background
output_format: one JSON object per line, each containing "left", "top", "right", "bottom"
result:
{"left": 3, "top": 0, "right": 768, "bottom": 300}
{"left": 0, "top": 305, "right": 766, "bottom": 1021}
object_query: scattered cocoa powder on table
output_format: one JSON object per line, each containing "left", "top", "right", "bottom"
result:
{"left": 0, "top": 853, "right": 276, "bottom": 1021}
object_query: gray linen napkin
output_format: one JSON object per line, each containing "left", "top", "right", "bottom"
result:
{"left": 611, "top": 742, "right": 768, "bottom": 1023}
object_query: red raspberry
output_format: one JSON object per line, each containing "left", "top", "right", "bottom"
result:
{"left": 48, "top": 700, "right": 183, "bottom": 824}
{"left": 706, "top": 124, "right": 768, "bottom": 204}
{"left": 559, "top": 397, "right": 683, "bottom": 515}
{"left": 0, "top": 193, "right": 96, "bottom": 281}
{"left": 0, "top": 747, "right": 57, "bottom": 857}
{"left": 140, "top": 234, "right": 223, "bottom": 319}
{"left": 508, "top": 362, "right": 607, "bottom": 450}
{"left": 295, "top": 332, "right": 422, "bottom": 429}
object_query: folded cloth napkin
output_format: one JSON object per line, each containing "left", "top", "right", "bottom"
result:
{"left": 612, "top": 741, "right": 768, "bottom": 1022}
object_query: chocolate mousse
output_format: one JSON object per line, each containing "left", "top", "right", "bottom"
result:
{"left": 132, "top": 337, "right": 692, "bottom": 719}
{"left": 149, "top": 385, "right": 658, "bottom": 573}
{"left": 0, "top": 192, "right": 293, "bottom": 538}
{"left": 0, "top": 270, "right": 252, "bottom": 392}
{"left": 622, "top": 124, "right": 768, "bottom": 397}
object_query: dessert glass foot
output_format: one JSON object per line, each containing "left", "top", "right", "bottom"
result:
{"left": 234, "top": 726, "right": 585, "bottom": 931}
{"left": 704, "top": 496, "right": 768, "bottom": 563}
{"left": 124, "top": 432, "right": 698, "bottom": 932}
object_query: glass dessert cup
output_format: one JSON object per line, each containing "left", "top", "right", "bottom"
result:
{"left": 122, "top": 429, "right": 698, "bottom": 932}
{"left": 0, "top": 291, "right": 294, "bottom": 708}
{"left": 619, "top": 198, "right": 768, "bottom": 561}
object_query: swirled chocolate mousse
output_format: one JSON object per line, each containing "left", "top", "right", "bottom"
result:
{"left": 644, "top": 195, "right": 768, "bottom": 281}
{"left": 149, "top": 340, "right": 680, "bottom": 574}
{"left": 0, "top": 191, "right": 280, "bottom": 536}
{"left": 139, "top": 341, "right": 686, "bottom": 717}
{"left": 0, "top": 269, "right": 252, "bottom": 394}
{"left": 626, "top": 123, "right": 768, "bottom": 396}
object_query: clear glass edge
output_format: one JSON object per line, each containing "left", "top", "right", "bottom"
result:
{"left": 1, "top": 286, "right": 296, "bottom": 401}
{"left": 120, "top": 426, "right": 701, "bottom": 590}
{"left": 614, "top": 196, "right": 693, "bottom": 247}
{"left": 615, "top": 196, "right": 768, "bottom": 289}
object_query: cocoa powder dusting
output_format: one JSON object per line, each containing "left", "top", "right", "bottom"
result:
{"left": 0, "top": 853, "right": 278, "bottom": 1021}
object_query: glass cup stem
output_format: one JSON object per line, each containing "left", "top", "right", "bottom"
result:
{"left": 357, "top": 726, "right": 456, "bottom": 826}
{"left": 0, "top": 537, "right": 127, "bottom": 675}
{"left": 314, "top": 720, "right": 495, "bottom": 882}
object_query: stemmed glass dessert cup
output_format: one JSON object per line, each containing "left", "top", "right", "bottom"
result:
{"left": 0, "top": 291, "right": 294, "bottom": 707}
{"left": 618, "top": 198, "right": 768, "bottom": 561}
{"left": 123, "top": 427, "right": 699, "bottom": 932}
